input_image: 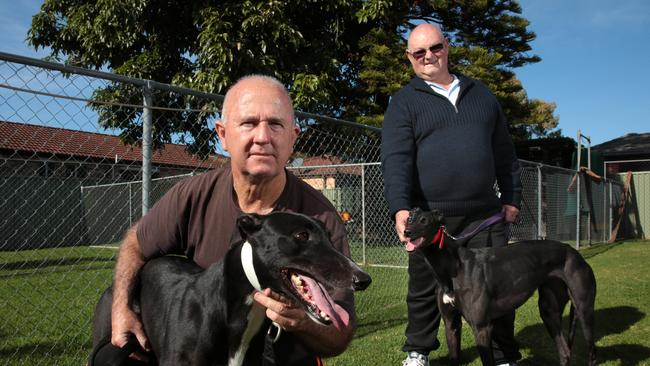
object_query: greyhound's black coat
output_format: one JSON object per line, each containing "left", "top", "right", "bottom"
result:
{"left": 404, "top": 208, "right": 596, "bottom": 366}
{"left": 91, "top": 212, "right": 371, "bottom": 366}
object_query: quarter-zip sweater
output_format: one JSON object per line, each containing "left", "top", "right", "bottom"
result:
{"left": 381, "top": 75, "right": 522, "bottom": 218}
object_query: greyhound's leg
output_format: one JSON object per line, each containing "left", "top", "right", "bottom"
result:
{"left": 566, "top": 264, "right": 597, "bottom": 366}
{"left": 584, "top": 321, "right": 597, "bottom": 366}
{"left": 581, "top": 307, "right": 597, "bottom": 366}
{"left": 538, "top": 282, "right": 571, "bottom": 366}
{"left": 572, "top": 283, "right": 597, "bottom": 366}
{"left": 438, "top": 294, "right": 461, "bottom": 365}
{"left": 471, "top": 325, "right": 494, "bottom": 366}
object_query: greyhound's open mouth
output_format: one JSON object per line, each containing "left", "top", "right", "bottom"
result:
{"left": 405, "top": 237, "right": 424, "bottom": 252}
{"left": 281, "top": 269, "right": 349, "bottom": 331}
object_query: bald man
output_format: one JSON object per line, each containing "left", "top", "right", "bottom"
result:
{"left": 109, "top": 75, "right": 357, "bottom": 365}
{"left": 381, "top": 24, "right": 522, "bottom": 366}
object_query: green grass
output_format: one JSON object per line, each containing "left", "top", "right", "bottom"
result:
{"left": 0, "top": 246, "right": 116, "bottom": 365}
{"left": 327, "top": 240, "right": 650, "bottom": 366}
{"left": 1, "top": 241, "right": 649, "bottom": 365}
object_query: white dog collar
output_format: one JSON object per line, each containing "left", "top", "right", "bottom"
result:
{"left": 241, "top": 240, "right": 262, "bottom": 291}
{"left": 240, "top": 240, "right": 283, "bottom": 343}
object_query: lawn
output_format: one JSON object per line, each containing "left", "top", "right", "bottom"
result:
{"left": 328, "top": 240, "right": 650, "bottom": 366}
{"left": 0, "top": 246, "right": 117, "bottom": 365}
{"left": 0, "top": 241, "right": 649, "bottom": 365}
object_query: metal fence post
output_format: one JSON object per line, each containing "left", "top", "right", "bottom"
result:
{"left": 537, "top": 164, "right": 542, "bottom": 239}
{"left": 361, "top": 164, "right": 367, "bottom": 265}
{"left": 600, "top": 181, "right": 604, "bottom": 243}
{"left": 142, "top": 81, "right": 153, "bottom": 216}
{"left": 608, "top": 180, "right": 613, "bottom": 241}
{"left": 576, "top": 131, "right": 581, "bottom": 249}
{"left": 576, "top": 172, "right": 581, "bottom": 249}
{"left": 129, "top": 182, "right": 133, "bottom": 227}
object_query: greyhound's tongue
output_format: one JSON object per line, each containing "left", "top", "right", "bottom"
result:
{"left": 405, "top": 237, "right": 424, "bottom": 252}
{"left": 301, "top": 276, "right": 348, "bottom": 331}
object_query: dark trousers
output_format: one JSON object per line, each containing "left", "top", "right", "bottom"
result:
{"left": 403, "top": 210, "right": 521, "bottom": 363}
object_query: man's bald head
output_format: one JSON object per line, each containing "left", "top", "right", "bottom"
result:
{"left": 220, "top": 75, "right": 294, "bottom": 125}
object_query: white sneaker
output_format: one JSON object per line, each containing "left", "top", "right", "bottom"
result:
{"left": 402, "top": 351, "right": 430, "bottom": 366}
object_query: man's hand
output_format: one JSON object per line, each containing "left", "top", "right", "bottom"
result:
{"left": 110, "top": 222, "right": 150, "bottom": 361}
{"left": 111, "top": 306, "right": 150, "bottom": 361}
{"left": 111, "top": 307, "right": 148, "bottom": 348}
{"left": 502, "top": 204, "right": 519, "bottom": 223}
{"left": 253, "top": 288, "right": 353, "bottom": 356}
{"left": 253, "top": 288, "right": 308, "bottom": 332}
{"left": 394, "top": 209, "right": 410, "bottom": 243}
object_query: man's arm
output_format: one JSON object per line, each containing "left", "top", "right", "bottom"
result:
{"left": 253, "top": 289, "right": 354, "bottom": 357}
{"left": 111, "top": 223, "right": 150, "bottom": 352}
{"left": 492, "top": 104, "right": 522, "bottom": 209}
{"left": 381, "top": 94, "right": 416, "bottom": 220}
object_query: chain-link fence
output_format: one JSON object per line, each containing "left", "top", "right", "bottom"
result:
{"left": 515, "top": 160, "right": 624, "bottom": 247}
{"left": 0, "top": 52, "right": 635, "bottom": 364}
{"left": 80, "top": 174, "right": 194, "bottom": 246}
{"left": 0, "top": 51, "right": 383, "bottom": 365}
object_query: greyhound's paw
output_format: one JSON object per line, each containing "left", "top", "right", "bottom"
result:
{"left": 442, "top": 293, "right": 456, "bottom": 307}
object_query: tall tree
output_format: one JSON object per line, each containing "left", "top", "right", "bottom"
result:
{"left": 28, "top": 0, "right": 559, "bottom": 156}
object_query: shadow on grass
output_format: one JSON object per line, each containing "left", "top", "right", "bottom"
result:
{"left": 0, "top": 256, "right": 114, "bottom": 271}
{"left": 430, "top": 305, "right": 648, "bottom": 365}
{"left": 356, "top": 315, "right": 408, "bottom": 338}
{"left": 0, "top": 340, "right": 92, "bottom": 362}
{"left": 580, "top": 241, "right": 627, "bottom": 259}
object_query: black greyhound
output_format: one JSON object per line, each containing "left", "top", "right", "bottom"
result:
{"left": 90, "top": 212, "right": 371, "bottom": 366}
{"left": 404, "top": 208, "right": 596, "bottom": 366}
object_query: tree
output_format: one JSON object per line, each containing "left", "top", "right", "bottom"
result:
{"left": 28, "top": 0, "right": 559, "bottom": 156}
{"left": 29, "top": 0, "right": 377, "bottom": 156}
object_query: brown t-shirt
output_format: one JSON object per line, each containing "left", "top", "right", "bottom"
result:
{"left": 136, "top": 166, "right": 352, "bottom": 364}
{"left": 137, "top": 166, "right": 349, "bottom": 268}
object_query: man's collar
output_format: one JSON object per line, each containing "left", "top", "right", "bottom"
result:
{"left": 424, "top": 74, "right": 460, "bottom": 91}
{"left": 411, "top": 73, "right": 473, "bottom": 95}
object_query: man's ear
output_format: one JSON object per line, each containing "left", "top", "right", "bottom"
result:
{"left": 216, "top": 120, "right": 228, "bottom": 151}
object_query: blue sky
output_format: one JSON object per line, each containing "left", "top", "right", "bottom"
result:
{"left": 1, "top": 0, "right": 649, "bottom": 146}
{"left": 516, "top": 0, "right": 650, "bottom": 145}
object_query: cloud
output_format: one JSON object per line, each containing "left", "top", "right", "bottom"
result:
{"left": 590, "top": 1, "right": 650, "bottom": 27}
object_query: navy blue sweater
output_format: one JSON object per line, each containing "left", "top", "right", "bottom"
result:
{"left": 381, "top": 75, "right": 522, "bottom": 218}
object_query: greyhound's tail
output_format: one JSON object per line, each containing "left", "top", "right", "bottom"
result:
{"left": 567, "top": 303, "right": 577, "bottom": 350}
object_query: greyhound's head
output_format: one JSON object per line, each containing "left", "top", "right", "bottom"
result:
{"left": 236, "top": 212, "right": 371, "bottom": 331}
{"left": 404, "top": 208, "right": 446, "bottom": 252}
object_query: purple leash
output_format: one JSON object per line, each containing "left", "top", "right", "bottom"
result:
{"left": 443, "top": 211, "right": 506, "bottom": 241}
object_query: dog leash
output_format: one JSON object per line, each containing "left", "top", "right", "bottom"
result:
{"left": 241, "top": 241, "right": 283, "bottom": 343}
{"left": 442, "top": 211, "right": 506, "bottom": 242}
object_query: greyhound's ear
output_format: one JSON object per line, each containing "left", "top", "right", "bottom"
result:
{"left": 236, "top": 214, "right": 262, "bottom": 239}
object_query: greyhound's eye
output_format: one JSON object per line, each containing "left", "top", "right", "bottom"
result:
{"left": 294, "top": 231, "right": 310, "bottom": 242}
{"left": 419, "top": 217, "right": 427, "bottom": 224}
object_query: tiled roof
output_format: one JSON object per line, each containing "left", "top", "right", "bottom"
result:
{"left": 0, "top": 120, "right": 226, "bottom": 168}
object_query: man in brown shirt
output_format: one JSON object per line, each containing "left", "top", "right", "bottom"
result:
{"left": 109, "top": 75, "right": 354, "bottom": 364}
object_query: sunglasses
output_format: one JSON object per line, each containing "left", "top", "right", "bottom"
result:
{"left": 407, "top": 43, "right": 445, "bottom": 60}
